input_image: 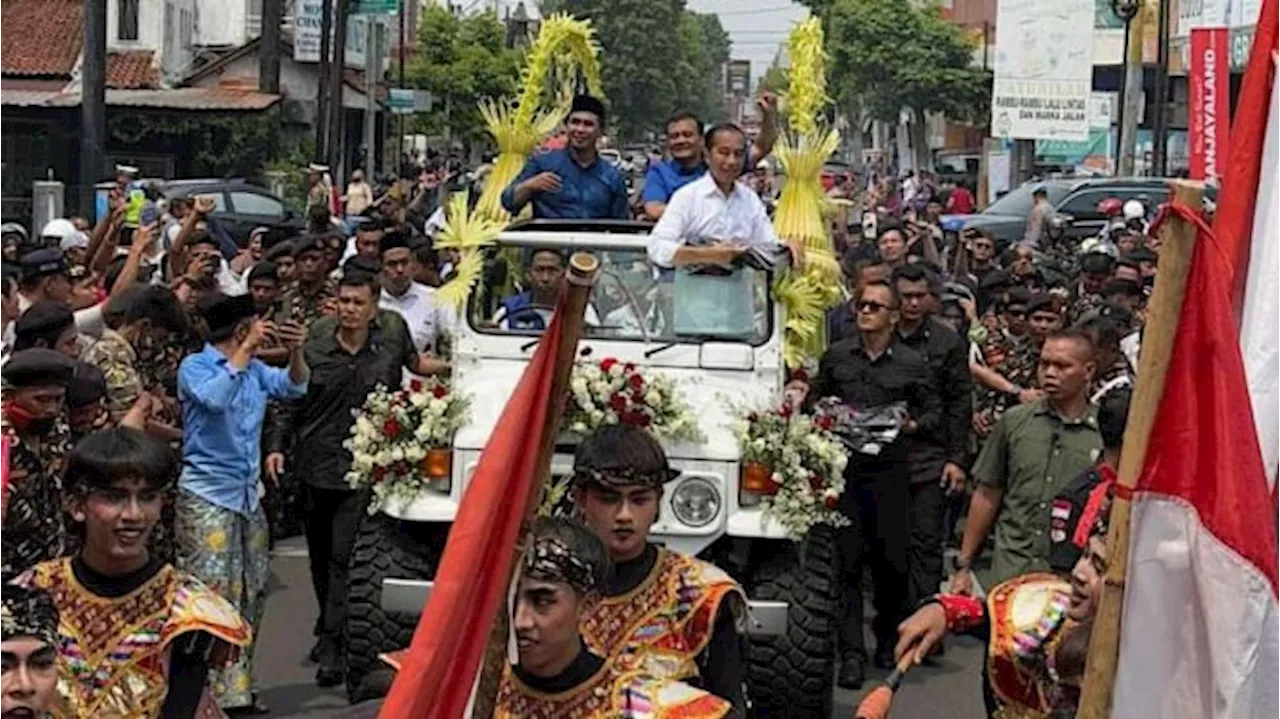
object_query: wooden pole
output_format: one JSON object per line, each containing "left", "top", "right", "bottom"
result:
{"left": 1077, "top": 180, "right": 1204, "bottom": 718}
{"left": 470, "top": 252, "right": 599, "bottom": 719}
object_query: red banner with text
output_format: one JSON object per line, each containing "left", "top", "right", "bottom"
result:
{"left": 1189, "top": 27, "right": 1231, "bottom": 183}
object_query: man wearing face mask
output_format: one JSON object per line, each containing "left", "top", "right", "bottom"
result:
{"left": 502, "top": 95, "right": 629, "bottom": 220}
{"left": 0, "top": 580, "right": 61, "bottom": 719}
{"left": 1, "top": 349, "right": 76, "bottom": 574}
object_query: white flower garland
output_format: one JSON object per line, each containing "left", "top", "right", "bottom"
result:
{"left": 344, "top": 378, "right": 471, "bottom": 513}
{"left": 734, "top": 403, "right": 850, "bottom": 539}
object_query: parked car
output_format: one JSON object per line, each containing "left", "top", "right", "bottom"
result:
{"left": 941, "top": 177, "right": 1215, "bottom": 248}
{"left": 163, "top": 179, "right": 304, "bottom": 245}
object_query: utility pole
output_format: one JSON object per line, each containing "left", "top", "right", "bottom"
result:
{"left": 317, "top": 0, "right": 333, "bottom": 158}
{"left": 260, "top": 0, "right": 282, "bottom": 94}
{"left": 80, "top": 0, "right": 107, "bottom": 215}
{"left": 364, "top": 17, "right": 378, "bottom": 175}
{"left": 1151, "top": 0, "right": 1171, "bottom": 176}
{"left": 328, "top": 0, "right": 350, "bottom": 180}
{"left": 398, "top": 0, "right": 406, "bottom": 172}
{"left": 1117, "top": 7, "right": 1146, "bottom": 176}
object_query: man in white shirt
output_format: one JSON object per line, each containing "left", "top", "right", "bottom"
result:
{"left": 377, "top": 230, "right": 454, "bottom": 354}
{"left": 647, "top": 123, "right": 802, "bottom": 270}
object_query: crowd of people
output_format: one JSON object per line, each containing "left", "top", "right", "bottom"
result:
{"left": 1, "top": 91, "right": 1157, "bottom": 719}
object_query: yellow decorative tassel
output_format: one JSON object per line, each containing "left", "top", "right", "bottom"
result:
{"left": 771, "top": 18, "right": 843, "bottom": 370}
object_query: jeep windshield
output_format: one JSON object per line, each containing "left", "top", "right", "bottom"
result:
{"left": 466, "top": 241, "right": 772, "bottom": 346}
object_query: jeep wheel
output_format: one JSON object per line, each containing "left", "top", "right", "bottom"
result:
{"left": 344, "top": 513, "right": 447, "bottom": 703}
{"left": 745, "top": 526, "right": 838, "bottom": 719}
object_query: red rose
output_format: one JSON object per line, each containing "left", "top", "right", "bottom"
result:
{"left": 792, "top": 368, "right": 810, "bottom": 382}
{"left": 610, "top": 394, "right": 628, "bottom": 411}
{"left": 628, "top": 374, "right": 644, "bottom": 391}
{"left": 624, "top": 362, "right": 636, "bottom": 372}
{"left": 808, "top": 473, "right": 824, "bottom": 491}
{"left": 394, "top": 460, "right": 410, "bottom": 475}
{"left": 816, "top": 415, "right": 833, "bottom": 431}
{"left": 383, "top": 419, "right": 401, "bottom": 437}
{"left": 600, "top": 358, "right": 618, "bottom": 372}
{"left": 372, "top": 466, "right": 387, "bottom": 482}
{"left": 824, "top": 495, "right": 838, "bottom": 510}
{"left": 635, "top": 411, "right": 652, "bottom": 428}
{"left": 409, "top": 379, "right": 424, "bottom": 393}
{"left": 432, "top": 384, "right": 448, "bottom": 399}
{"left": 779, "top": 404, "right": 793, "bottom": 419}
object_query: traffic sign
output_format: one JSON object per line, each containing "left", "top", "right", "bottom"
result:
{"left": 355, "top": 0, "right": 397, "bottom": 15}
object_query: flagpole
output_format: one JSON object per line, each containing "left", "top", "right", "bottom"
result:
{"left": 1078, "top": 180, "right": 1204, "bottom": 718}
{"left": 470, "top": 251, "right": 600, "bottom": 719}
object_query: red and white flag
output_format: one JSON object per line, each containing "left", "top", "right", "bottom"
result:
{"left": 1110, "top": 2, "right": 1279, "bottom": 716}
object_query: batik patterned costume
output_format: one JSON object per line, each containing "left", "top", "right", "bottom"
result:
{"left": 1, "top": 408, "right": 72, "bottom": 573}
{"left": 933, "top": 572, "right": 1077, "bottom": 718}
{"left": 494, "top": 662, "right": 731, "bottom": 719}
{"left": 582, "top": 547, "right": 745, "bottom": 685}
{"left": 14, "top": 558, "right": 251, "bottom": 719}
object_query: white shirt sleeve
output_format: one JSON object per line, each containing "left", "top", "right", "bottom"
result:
{"left": 746, "top": 192, "right": 782, "bottom": 249}
{"left": 647, "top": 190, "right": 690, "bottom": 269}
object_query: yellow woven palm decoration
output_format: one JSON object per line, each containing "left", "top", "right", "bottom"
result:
{"left": 435, "top": 15, "right": 604, "bottom": 310}
{"left": 772, "top": 17, "right": 843, "bottom": 369}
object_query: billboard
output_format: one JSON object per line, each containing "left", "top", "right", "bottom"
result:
{"left": 294, "top": 0, "right": 381, "bottom": 69}
{"left": 991, "top": 0, "right": 1095, "bottom": 141}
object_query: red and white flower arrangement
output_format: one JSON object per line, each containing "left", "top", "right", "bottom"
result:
{"left": 564, "top": 357, "right": 701, "bottom": 443}
{"left": 345, "top": 377, "right": 471, "bottom": 513}
{"left": 734, "top": 401, "right": 850, "bottom": 538}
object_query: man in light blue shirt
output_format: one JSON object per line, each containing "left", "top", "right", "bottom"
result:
{"left": 640, "top": 97, "right": 778, "bottom": 221}
{"left": 501, "top": 95, "right": 629, "bottom": 220}
{"left": 175, "top": 292, "right": 308, "bottom": 711}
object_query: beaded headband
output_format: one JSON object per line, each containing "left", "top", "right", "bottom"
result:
{"left": 1, "top": 581, "right": 59, "bottom": 646}
{"left": 523, "top": 536, "right": 597, "bottom": 595}
{"left": 571, "top": 465, "right": 681, "bottom": 491}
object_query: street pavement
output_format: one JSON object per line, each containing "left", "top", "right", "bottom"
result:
{"left": 256, "top": 538, "right": 988, "bottom": 718}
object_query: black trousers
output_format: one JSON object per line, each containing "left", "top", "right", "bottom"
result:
{"left": 906, "top": 474, "right": 947, "bottom": 607}
{"left": 303, "top": 485, "right": 366, "bottom": 665}
{"left": 835, "top": 450, "right": 910, "bottom": 661}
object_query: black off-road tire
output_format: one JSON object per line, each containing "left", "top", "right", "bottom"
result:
{"left": 344, "top": 513, "right": 447, "bottom": 703}
{"left": 745, "top": 526, "right": 838, "bottom": 719}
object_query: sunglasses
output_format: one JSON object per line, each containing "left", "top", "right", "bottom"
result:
{"left": 857, "top": 300, "right": 894, "bottom": 314}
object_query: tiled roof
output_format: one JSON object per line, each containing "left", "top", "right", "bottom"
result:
{"left": 106, "top": 51, "right": 159, "bottom": 89}
{"left": 45, "top": 87, "right": 282, "bottom": 111}
{"left": 1, "top": 0, "right": 83, "bottom": 77}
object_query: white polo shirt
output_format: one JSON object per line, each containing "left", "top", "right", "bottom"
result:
{"left": 379, "top": 282, "right": 455, "bottom": 353}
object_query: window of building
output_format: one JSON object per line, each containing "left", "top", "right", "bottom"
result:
{"left": 118, "top": 0, "right": 139, "bottom": 41}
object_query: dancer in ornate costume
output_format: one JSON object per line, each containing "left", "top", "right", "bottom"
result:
{"left": 1, "top": 581, "right": 61, "bottom": 718}
{"left": 572, "top": 425, "right": 747, "bottom": 710}
{"left": 13, "top": 428, "right": 250, "bottom": 719}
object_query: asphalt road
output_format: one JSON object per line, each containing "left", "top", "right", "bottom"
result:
{"left": 255, "top": 538, "right": 988, "bottom": 718}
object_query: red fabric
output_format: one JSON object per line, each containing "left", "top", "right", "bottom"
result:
{"left": 1072, "top": 462, "right": 1116, "bottom": 549}
{"left": 1139, "top": 200, "right": 1279, "bottom": 596}
{"left": 937, "top": 593, "right": 985, "bottom": 633}
{"left": 946, "top": 187, "right": 975, "bottom": 215}
{"left": 378, "top": 295, "right": 568, "bottom": 719}
{"left": 1213, "top": 0, "right": 1278, "bottom": 319}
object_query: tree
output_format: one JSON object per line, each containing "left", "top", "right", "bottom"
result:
{"left": 826, "top": 0, "right": 989, "bottom": 166}
{"left": 406, "top": 6, "right": 523, "bottom": 150}
{"left": 757, "top": 54, "right": 790, "bottom": 96}
{"left": 541, "top": 0, "right": 730, "bottom": 141}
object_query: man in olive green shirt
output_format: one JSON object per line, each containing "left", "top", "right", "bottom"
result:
{"left": 952, "top": 328, "right": 1102, "bottom": 591}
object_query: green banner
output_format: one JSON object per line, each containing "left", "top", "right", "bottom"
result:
{"left": 355, "top": 0, "right": 397, "bottom": 15}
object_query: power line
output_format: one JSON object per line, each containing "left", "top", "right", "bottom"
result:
{"left": 709, "top": 4, "right": 805, "bottom": 16}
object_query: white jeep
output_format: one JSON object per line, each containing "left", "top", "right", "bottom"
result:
{"left": 344, "top": 220, "right": 838, "bottom": 717}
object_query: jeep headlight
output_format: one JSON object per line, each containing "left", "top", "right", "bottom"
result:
{"left": 671, "top": 478, "right": 720, "bottom": 528}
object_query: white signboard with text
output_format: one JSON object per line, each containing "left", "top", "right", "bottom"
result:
{"left": 293, "top": 0, "right": 378, "bottom": 69}
{"left": 990, "top": 0, "right": 1094, "bottom": 141}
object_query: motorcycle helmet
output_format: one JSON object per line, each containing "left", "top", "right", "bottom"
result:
{"left": 40, "top": 218, "right": 79, "bottom": 244}
{"left": 1097, "top": 197, "right": 1124, "bottom": 218}
{"left": 1122, "top": 199, "right": 1146, "bottom": 221}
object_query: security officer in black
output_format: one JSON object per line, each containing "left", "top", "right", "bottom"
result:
{"left": 891, "top": 264, "right": 972, "bottom": 612}
{"left": 807, "top": 279, "right": 941, "bottom": 689}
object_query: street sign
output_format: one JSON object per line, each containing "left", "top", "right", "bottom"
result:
{"left": 990, "top": 0, "right": 1094, "bottom": 142}
{"left": 355, "top": 0, "right": 397, "bottom": 14}
{"left": 389, "top": 89, "right": 431, "bottom": 114}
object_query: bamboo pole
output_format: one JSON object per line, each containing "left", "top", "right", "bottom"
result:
{"left": 1077, "top": 181, "right": 1204, "bottom": 718}
{"left": 470, "top": 252, "right": 599, "bottom": 719}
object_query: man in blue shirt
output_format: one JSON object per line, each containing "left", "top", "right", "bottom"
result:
{"left": 641, "top": 95, "right": 778, "bottom": 221}
{"left": 175, "top": 292, "right": 308, "bottom": 711}
{"left": 501, "top": 95, "right": 629, "bottom": 220}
